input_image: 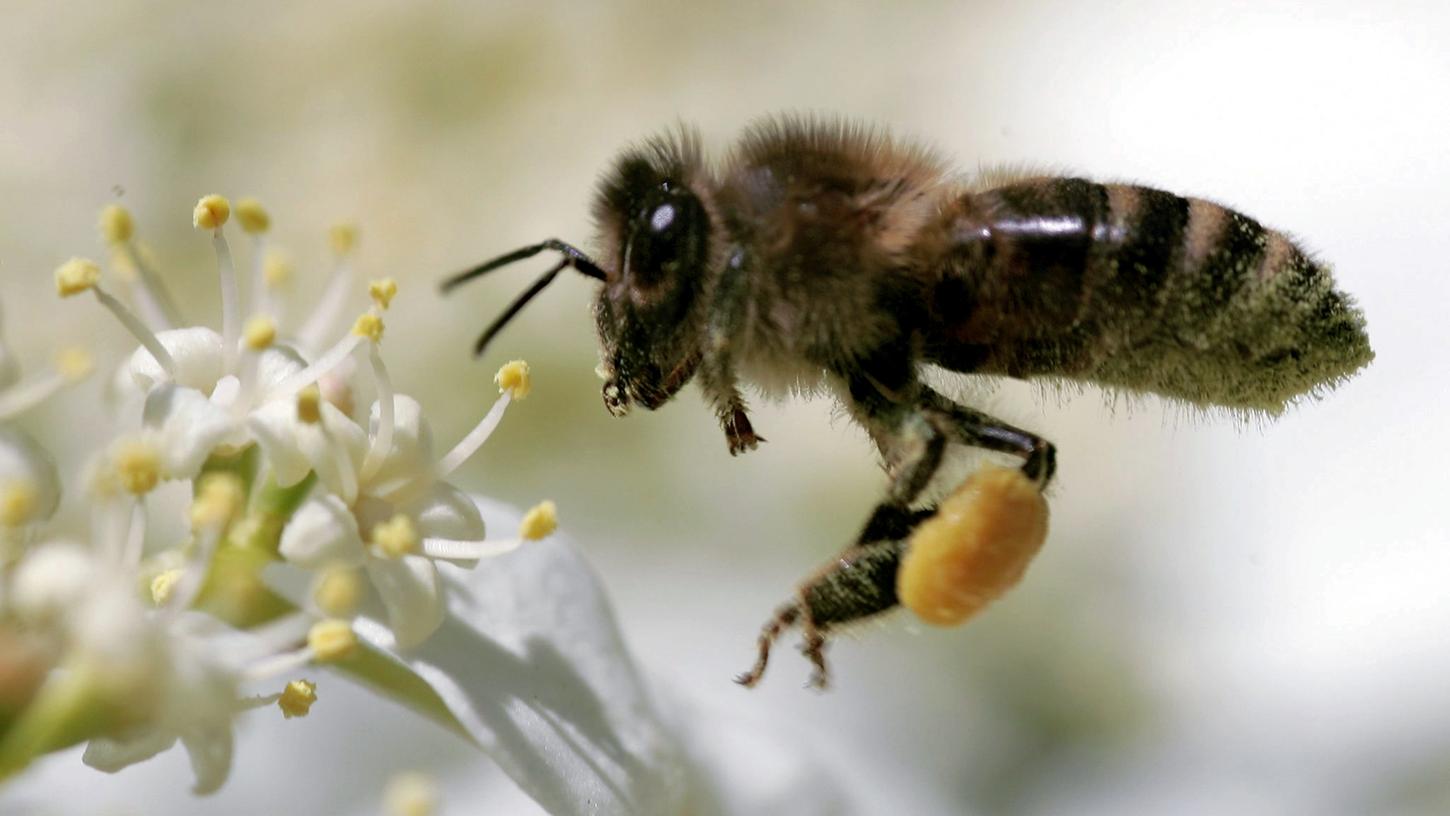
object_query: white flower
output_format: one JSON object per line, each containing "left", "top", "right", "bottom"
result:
{"left": 274, "top": 394, "right": 504, "bottom": 648}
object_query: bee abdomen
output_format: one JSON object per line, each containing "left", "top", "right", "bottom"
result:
{"left": 931, "top": 178, "right": 1372, "bottom": 412}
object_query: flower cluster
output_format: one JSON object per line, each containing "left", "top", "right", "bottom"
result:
{"left": 0, "top": 196, "right": 552, "bottom": 795}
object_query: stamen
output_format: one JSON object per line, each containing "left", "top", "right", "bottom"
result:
{"left": 518, "top": 500, "right": 557, "bottom": 540}
{"left": 193, "top": 194, "right": 241, "bottom": 371}
{"left": 58, "top": 257, "right": 172, "bottom": 375}
{"left": 359, "top": 343, "right": 394, "bottom": 482}
{"left": 259, "top": 249, "right": 292, "bottom": 322}
{"left": 495, "top": 359, "right": 531, "bottom": 399}
{"left": 296, "top": 221, "right": 359, "bottom": 351}
{"left": 93, "top": 287, "right": 176, "bottom": 377}
{"left": 266, "top": 332, "right": 363, "bottom": 402}
{"left": 150, "top": 568, "right": 183, "bottom": 606}
{"left": 372, "top": 513, "right": 419, "bottom": 559}
{"left": 111, "top": 437, "right": 162, "bottom": 496}
{"left": 434, "top": 359, "right": 527, "bottom": 479}
{"left": 0, "top": 480, "right": 39, "bottom": 527}
{"left": 277, "top": 679, "right": 317, "bottom": 718}
{"left": 419, "top": 536, "right": 522, "bottom": 561}
{"left": 236, "top": 198, "right": 272, "bottom": 320}
{"left": 119, "top": 241, "right": 183, "bottom": 330}
{"left": 368, "top": 278, "right": 397, "bottom": 310}
{"left": 236, "top": 315, "right": 275, "bottom": 408}
{"left": 307, "top": 618, "right": 358, "bottom": 662}
{"left": 0, "top": 346, "right": 90, "bottom": 421}
{"left": 383, "top": 771, "right": 439, "bottom": 816}
{"left": 312, "top": 568, "right": 362, "bottom": 616}
{"left": 435, "top": 391, "right": 510, "bottom": 478}
{"left": 235, "top": 198, "right": 270, "bottom": 235}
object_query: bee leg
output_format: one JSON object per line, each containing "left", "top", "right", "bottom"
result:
{"left": 923, "top": 389, "right": 1057, "bottom": 488}
{"left": 736, "top": 509, "right": 936, "bottom": 690}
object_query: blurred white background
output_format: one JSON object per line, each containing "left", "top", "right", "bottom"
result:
{"left": 2, "top": 0, "right": 1448, "bottom": 813}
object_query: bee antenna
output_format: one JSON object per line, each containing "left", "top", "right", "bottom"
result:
{"left": 439, "top": 238, "right": 606, "bottom": 293}
{"left": 470, "top": 258, "right": 571, "bottom": 358}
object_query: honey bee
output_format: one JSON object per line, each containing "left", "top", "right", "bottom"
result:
{"left": 442, "top": 115, "right": 1373, "bottom": 689}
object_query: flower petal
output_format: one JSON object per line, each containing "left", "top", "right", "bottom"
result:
{"left": 364, "top": 394, "right": 434, "bottom": 495}
{"left": 247, "top": 400, "right": 316, "bottom": 487}
{"left": 279, "top": 494, "right": 365, "bottom": 569}
{"left": 405, "top": 480, "right": 485, "bottom": 543}
{"left": 179, "top": 724, "right": 235, "bottom": 795}
{"left": 82, "top": 728, "right": 179, "bottom": 773}
{"left": 352, "top": 497, "right": 689, "bottom": 816}
{"left": 365, "top": 554, "right": 444, "bottom": 649}
{"left": 129, "top": 327, "right": 224, "bottom": 394}
{"left": 142, "top": 383, "right": 243, "bottom": 480}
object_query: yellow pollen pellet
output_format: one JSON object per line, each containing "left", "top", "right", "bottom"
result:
{"left": 277, "top": 679, "right": 317, "bottom": 719}
{"left": 0, "top": 480, "right": 39, "bottom": 527}
{"left": 373, "top": 514, "right": 419, "bottom": 559}
{"left": 518, "top": 500, "right": 557, "bottom": 541}
{"left": 190, "top": 472, "right": 244, "bottom": 529}
{"left": 308, "top": 619, "right": 358, "bottom": 662}
{"left": 98, "top": 204, "right": 134, "bottom": 244}
{"left": 494, "top": 359, "right": 531, "bottom": 399}
{"left": 112, "top": 439, "right": 162, "bottom": 495}
{"left": 192, "top": 194, "right": 231, "bottom": 230}
{"left": 263, "top": 250, "right": 293, "bottom": 287}
{"left": 368, "top": 278, "right": 398, "bottom": 310}
{"left": 235, "top": 198, "right": 270, "bottom": 234}
{"left": 329, "top": 222, "right": 358, "bottom": 257}
{"left": 55, "top": 257, "right": 101, "bottom": 298}
{"left": 296, "top": 385, "right": 323, "bottom": 424}
{"left": 352, "top": 312, "right": 384, "bottom": 342}
{"left": 243, "top": 315, "right": 277, "bottom": 350}
{"left": 54, "top": 347, "right": 94, "bottom": 382}
{"left": 313, "top": 568, "right": 362, "bottom": 617}
{"left": 897, "top": 464, "right": 1050, "bottom": 627}
{"left": 384, "top": 771, "right": 439, "bottom": 816}
{"left": 150, "top": 569, "right": 183, "bottom": 606}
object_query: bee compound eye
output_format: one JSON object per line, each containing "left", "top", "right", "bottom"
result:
{"left": 649, "top": 202, "right": 676, "bottom": 233}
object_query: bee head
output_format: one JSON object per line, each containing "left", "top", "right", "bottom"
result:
{"left": 589, "top": 130, "right": 716, "bottom": 410}
{"left": 439, "top": 126, "right": 715, "bottom": 415}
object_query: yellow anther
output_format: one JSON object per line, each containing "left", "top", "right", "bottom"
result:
{"left": 112, "top": 438, "right": 161, "bottom": 495}
{"left": 518, "top": 500, "right": 557, "bottom": 541}
{"left": 0, "top": 480, "right": 39, "bottom": 527}
{"left": 192, "top": 194, "right": 231, "bottom": 230}
{"left": 368, "top": 278, "right": 398, "bottom": 310}
{"left": 313, "top": 568, "right": 362, "bottom": 617}
{"left": 98, "top": 204, "right": 134, "bottom": 245}
{"left": 384, "top": 772, "right": 439, "bottom": 816}
{"left": 150, "top": 569, "right": 183, "bottom": 606}
{"left": 262, "top": 250, "right": 293, "bottom": 288}
{"left": 54, "top": 347, "right": 94, "bottom": 383}
{"left": 307, "top": 619, "right": 358, "bottom": 662}
{"left": 352, "top": 312, "right": 384, "bottom": 342}
{"left": 373, "top": 514, "right": 419, "bottom": 559}
{"left": 898, "top": 464, "right": 1050, "bottom": 627}
{"left": 277, "top": 679, "right": 317, "bottom": 719}
{"left": 296, "top": 385, "right": 323, "bottom": 424}
{"left": 243, "top": 315, "right": 277, "bottom": 350}
{"left": 494, "top": 359, "right": 531, "bottom": 399}
{"left": 329, "top": 222, "right": 358, "bottom": 257}
{"left": 190, "top": 472, "right": 244, "bottom": 530}
{"left": 234, "top": 198, "right": 270, "bottom": 234}
{"left": 55, "top": 257, "right": 101, "bottom": 298}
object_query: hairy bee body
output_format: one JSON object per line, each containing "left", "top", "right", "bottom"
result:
{"left": 715, "top": 120, "right": 1371, "bottom": 413}
{"left": 448, "top": 114, "right": 1371, "bottom": 689}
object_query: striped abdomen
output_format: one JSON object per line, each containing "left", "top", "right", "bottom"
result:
{"left": 922, "top": 177, "right": 1373, "bottom": 412}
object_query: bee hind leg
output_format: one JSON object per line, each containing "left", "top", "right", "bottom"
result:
{"left": 736, "top": 509, "right": 934, "bottom": 690}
